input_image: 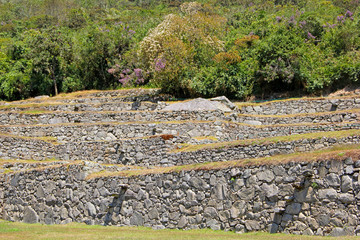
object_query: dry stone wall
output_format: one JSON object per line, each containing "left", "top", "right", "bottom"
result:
{"left": 237, "top": 111, "right": 359, "bottom": 125}
{"left": 239, "top": 97, "right": 360, "bottom": 115}
{"left": 0, "top": 102, "right": 158, "bottom": 112}
{"left": 1, "top": 134, "right": 359, "bottom": 166}
{"left": 1, "top": 121, "right": 359, "bottom": 143}
{"left": 0, "top": 111, "right": 227, "bottom": 125}
{"left": 0, "top": 109, "right": 357, "bottom": 126}
{"left": 2, "top": 158, "right": 360, "bottom": 236}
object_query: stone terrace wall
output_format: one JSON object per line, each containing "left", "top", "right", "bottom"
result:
{"left": 1, "top": 122, "right": 359, "bottom": 142}
{"left": 0, "top": 111, "right": 226, "bottom": 125}
{"left": 1, "top": 135, "right": 359, "bottom": 166}
{"left": 0, "top": 109, "right": 357, "bottom": 126}
{"left": 0, "top": 136, "right": 185, "bottom": 164}
{"left": 239, "top": 97, "right": 360, "bottom": 115}
{"left": 2, "top": 158, "right": 360, "bottom": 236}
{"left": 0, "top": 102, "right": 158, "bottom": 112}
{"left": 237, "top": 111, "right": 358, "bottom": 125}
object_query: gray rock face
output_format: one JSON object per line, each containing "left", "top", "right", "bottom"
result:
{"left": 23, "top": 207, "right": 38, "bottom": 224}
{"left": 210, "top": 96, "right": 237, "bottom": 110}
{"left": 243, "top": 120, "right": 262, "bottom": 126}
{"left": 163, "top": 98, "right": 232, "bottom": 112}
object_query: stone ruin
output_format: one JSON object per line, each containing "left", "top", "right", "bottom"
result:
{"left": 1, "top": 88, "right": 360, "bottom": 236}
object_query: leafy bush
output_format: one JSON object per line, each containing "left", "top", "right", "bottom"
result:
{"left": 0, "top": 0, "right": 360, "bottom": 100}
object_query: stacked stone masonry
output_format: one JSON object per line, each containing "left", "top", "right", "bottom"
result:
{"left": 238, "top": 97, "right": 360, "bottom": 115}
{"left": 1, "top": 134, "right": 359, "bottom": 166}
{"left": 0, "top": 121, "right": 359, "bottom": 142}
{"left": 1, "top": 158, "right": 360, "bottom": 237}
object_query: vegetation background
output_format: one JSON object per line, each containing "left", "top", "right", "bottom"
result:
{"left": 0, "top": 0, "right": 359, "bottom": 101}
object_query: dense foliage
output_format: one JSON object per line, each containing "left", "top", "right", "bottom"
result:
{"left": 0, "top": 0, "right": 360, "bottom": 100}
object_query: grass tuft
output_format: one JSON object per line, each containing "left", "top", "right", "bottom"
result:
{"left": 172, "top": 129, "right": 360, "bottom": 153}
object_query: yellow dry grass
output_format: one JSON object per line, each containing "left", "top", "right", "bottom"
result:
{"left": 86, "top": 144, "right": 360, "bottom": 179}
{"left": 172, "top": 129, "right": 360, "bottom": 153}
{"left": 0, "top": 133, "right": 59, "bottom": 144}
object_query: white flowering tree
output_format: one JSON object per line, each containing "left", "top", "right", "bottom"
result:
{"left": 138, "top": 2, "right": 226, "bottom": 95}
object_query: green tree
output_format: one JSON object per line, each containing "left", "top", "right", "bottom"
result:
{"left": 25, "top": 28, "right": 66, "bottom": 95}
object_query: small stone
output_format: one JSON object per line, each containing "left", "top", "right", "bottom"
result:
{"left": 338, "top": 193, "right": 355, "bottom": 204}
{"left": 86, "top": 202, "right": 96, "bottom": 217}
{"left": 245, "top": 220, "right": 260, "bottom": 231}
{"left": 341, "top": 175, "right": 353, "bottom": 192}
{"left": 207, "top": 219, "right": 221, "bottom": 230}
{"left": 204, "top": 207, "right": 218, "bottom": 218}
{"left": 23, "top": 207, "right": 38, "bottom": 224}
{"left": 235, "top": 224, "right": 245, "bottom": 233}
{"left": 148, "top": 208, "right": 159, "bottom": 220}
{"left": 261, "top": 183, "right": 279, "bottom": 200}
{"left": 285, "top": 203, "right": 302, "bottom": 215}
{"left": 36, "top": 185, "right": 45, "bottom": 198}
{"left": 178, "top": 216, "right": 187, "bottom": 228}
{"left": 130, "top": 212, "right": 144, "bottom": 226}
{"left": 318, "top": 189, "right": 337, "bottom": 200}
{"left": 243, "top": 120, "right": 262, "bottom": 126}
{"left": 257, "top": 170, "right": 275, "bottom": 183}
{"left": 303, "top": 228, "right": 314, "bottom": 236}
{"left": 326, "top": 173, "right": 340, "bottom": 186}
{"left": 152, "top": 225, "right": 165, "bottom": 230}
{"left": 294, "top": 221, "right": 307, "bottom": 231}
{"left": 330, "top": 227, "right": 347, "bottom": 237}
{"left": 317, "top": 214, "right": 330, "bottom": 226}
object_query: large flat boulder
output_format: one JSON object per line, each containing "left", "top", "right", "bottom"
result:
{"left": 163, "top": 97, "right": 233, "bottom": 112}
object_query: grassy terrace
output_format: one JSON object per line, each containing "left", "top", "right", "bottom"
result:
{"left": 0, "top": 158, "right": 65, "bottom": 174}
{"left": 172, "top": 129, "right": 360, "bottom": 153}
{"left": 0, "top": 160, "right": 82, "bottom": 176}
{"left": 0, "top": 101, "right": 156, "bottom": 110}
{"left": 1, "top": 221, "right": 357, "bottom": 240}
{"left": 7, "top": 88, "right": 160, "bottom": 103}
{"left": 86, "top": 144, "right": 360, "bottom": 179}
{"left": 0, "top": 159, "right": 147, "bottom": 176}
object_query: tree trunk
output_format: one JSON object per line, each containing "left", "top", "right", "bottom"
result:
{"left": 51, "top": 62, "right": 58, "bottom": 96}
